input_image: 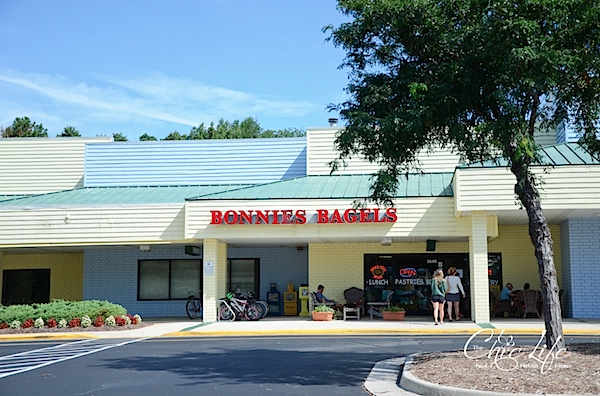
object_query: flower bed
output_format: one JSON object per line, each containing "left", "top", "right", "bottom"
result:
{"left": 0, "top": 300, "right": 144, "bottom": 333}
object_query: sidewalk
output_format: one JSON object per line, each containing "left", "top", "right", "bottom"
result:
{"left": 1, "top": 316, "right": 598, "bottom": 340}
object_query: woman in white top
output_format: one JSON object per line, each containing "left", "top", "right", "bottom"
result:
{"left": 445, "top": 266, "right": 466, "bottom": 321}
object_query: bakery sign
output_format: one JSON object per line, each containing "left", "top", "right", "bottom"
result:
{"left": 210, "top": 208, "right": 397, "bottom": 225}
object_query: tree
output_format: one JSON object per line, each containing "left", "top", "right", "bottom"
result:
{"left": 1, "top": 117, "right": 48, "bottom": 137}
{"left": 139, "top": 133, "right": 157, "bottom": 141}
{"left": 327, "top": 0, "right": 600, "bottom": 348}
{"left": 112, "top": 133, "right": 128, "bottom": 142}
{"left": 163, "top": 131, "right": 185, "bottom": 140}
{"left": 58, "top": 126, "right": 81, "bottom": 137}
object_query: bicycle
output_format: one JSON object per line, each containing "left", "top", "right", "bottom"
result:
{"left": 218, "top": 290, "right": 260, "bottom": 321}
{"left": 230, "top": 286, "right": 268, "bottom": 319}
{"left": 245, "top": 291, "right": 269, "bottom": 319}
{"left": 186, "top": 290, "right": 203, "bottom": 319}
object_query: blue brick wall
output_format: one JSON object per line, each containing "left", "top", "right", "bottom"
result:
{"left": 560, "top": 219, "right": 600, "bottom": 318}
{"left": 84, "top": 245, "right": 308, "bottom": 318}
{"left": 84, "top": 246, "right": 199, "bottom": 318}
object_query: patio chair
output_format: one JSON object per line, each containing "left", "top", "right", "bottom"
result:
{"left": 309, "top": 291, "right": 335, "bottom": 313}
{"left": 490, "top": 289, "right": 512, "bottom": 318}
{"left": 367, "top": 290, "right": 395, "bottom": 319}
{"left": 519, "top": 289, "right": 541, "bottom": 318}
{"left": 342, "top": 287, "right": 364, "bottom": 320}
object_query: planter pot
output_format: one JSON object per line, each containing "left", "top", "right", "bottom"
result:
{"left": 382, "top": 311, "right": 406, "bottom": 321}
{"left": 311, "top": 311, "right": 334, "bottom": 321}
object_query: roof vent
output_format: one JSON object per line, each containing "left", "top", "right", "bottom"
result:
{"left": 328, "top": 118, "right": 338, "bottom": 127}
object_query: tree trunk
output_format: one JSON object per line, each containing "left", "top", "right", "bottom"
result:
{"left": 511, "top": 163, "right": 565, "bottom": 349}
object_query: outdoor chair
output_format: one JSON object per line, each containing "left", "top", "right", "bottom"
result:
{"left": 342, "top": 287, "right": 364, "bottom": 320}
{"left": 309, "top": 291, "right": 336, "bottom": 313}
{"left": 490, "top": 289, "right": 512, "bottom": 318}
{"left": 519, "top": 289, "right": 541, "bottom": 318}
{"left": 367, "top": 290, "right": 395, "bottom": 319}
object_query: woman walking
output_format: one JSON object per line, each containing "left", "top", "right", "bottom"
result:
{"left": 445, "top": 266, "right": 466, "bottom": 321}
{"left": 431, "top": 269, "right": 448, "bottom": 325}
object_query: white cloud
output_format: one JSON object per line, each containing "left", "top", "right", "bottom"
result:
{"left": 0, "top": 69, "right": 319, "bottom": 133}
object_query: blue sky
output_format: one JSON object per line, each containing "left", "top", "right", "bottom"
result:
{"left": 0, "top": 1, "right": 350, "bottom": 140}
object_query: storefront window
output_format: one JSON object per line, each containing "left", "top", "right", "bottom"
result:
{"left": 138, "top": 259, "right": 201, "bottom": 300}
{"left": 364, "top": 253, "right": 500, "bottom": 317}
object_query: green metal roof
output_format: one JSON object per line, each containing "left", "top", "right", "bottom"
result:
{"left": 458, "top": 142, "right": 600, "bottom": 168}
{"left": 186, "top": 173, "right": 454, "bottom": 200}
{"left": 0, "top": 195, "right": 28, "bottom": 202}
{"left": 0, "top": 185, "right": 250, "bottom": 206}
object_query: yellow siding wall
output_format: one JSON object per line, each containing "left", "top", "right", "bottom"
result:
{"left": 489, "top": 225, "right": 563, "bottom": 291}
{"left": 308, "top": 241, "right": 471, "bottom": 302}
{"left": 0, "top": 253, "right": 84, "bottom": 301}
{"left": 309, "top": 226, "right": 562, "bottom": 302}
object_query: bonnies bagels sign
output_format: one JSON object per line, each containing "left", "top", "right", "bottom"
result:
{"left": 210, "top": 208, "right": 397, "bottom": 225}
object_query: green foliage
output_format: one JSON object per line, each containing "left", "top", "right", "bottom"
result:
{"left": 0, "top": 300, "right": 128, "bottom": 324}
{"left": 139, "top": 133, "right": 158, "bottom": 141}
{"left": 313, "top": 304, "right": 336, "bottom": 313}
{"left": 162, "top": 117, "right": 306, "bottom": 140}
{"left": 58, "top": 126, "right": 81, "bottom": 137}
{"left": 112, "top": 132, "right": 128, "bottom": 141}
{"left": 382, "top": 306, "right": 405, "bottom": 312}
{"left": 1, "top": 117, "right": 48, "bottom": 137}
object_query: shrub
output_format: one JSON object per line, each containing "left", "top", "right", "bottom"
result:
{"left": 10, "top": 320, "right": 21, "bottom": 329}
{"left": 313, "top": 304, "right": 335, "bottom": 313}
{"left": 22, "top": 319, "right": 34, "bottom": 329}
{"left": 134, "top": 314, "right": 142, "bottom": 324}
{"left": 94, "top": 316, "right": 104, "bottom": 327}
{"left": 47, "top": 318, "right": 57, "bottom": 328}
{"left": 58, "top": 319, "right": 68, "bottom": 328}
{"left": 0, "top": 299, "right": 128, "bottom": 324}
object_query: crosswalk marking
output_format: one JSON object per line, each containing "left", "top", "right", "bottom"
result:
{"left": 0, "top": 338, "right": 147, "bottom": 378}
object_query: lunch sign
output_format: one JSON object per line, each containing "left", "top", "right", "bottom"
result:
{"left": 210, "top": 208, "right": 397, "bottom": 225}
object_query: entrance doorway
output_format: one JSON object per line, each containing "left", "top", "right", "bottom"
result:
{"left": 228, "top": 258, "right": 260, "bottom": 295}
{"left": 2, "top": 269, "right": 50, "bottom": 305}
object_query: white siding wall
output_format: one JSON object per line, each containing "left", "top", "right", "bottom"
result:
{"left": 0, "top": 205, "right": 185, "bottom": 246}
{"left": 185, "top": 198, "right": 498, "bottom": 241}
{"left": 455, "top": 166, "right": 600, "bottom": 212}
{"left": 0, "top": 137, "right": 112, "bottom": 195}
{"left": 306, "top": 128, "right": 462, "bottom": 175}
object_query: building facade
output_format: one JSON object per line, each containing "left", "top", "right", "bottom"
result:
{"left": 0, "top": 127, "right": 598, "bottom": 322}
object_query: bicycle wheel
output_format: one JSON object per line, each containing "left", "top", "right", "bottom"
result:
{"left": 219, "top": 303, "right": 235, "bottom": 321}
{"left": 244, "top": 304, "right": 260, "bottom": 321}
{"left": 257, "top": 300, "right": 269, "bottom": 319}
{"left": 252, "top": 301, "right": 266, "bottom": 319}
{"left": 186, "top": 299, "right": 197, "bottom": 319}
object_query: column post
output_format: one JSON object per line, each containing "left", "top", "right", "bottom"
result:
{"left": 202, "top": 239, "right": 228, "bottom": 323}
{"left": 470, "top": 211, "right": 490, "bottom": 324}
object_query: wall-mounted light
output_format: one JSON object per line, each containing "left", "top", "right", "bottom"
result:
{"left": 426, "top": 239, "right": 437, "bottom": 251}
{"left": 139, "top": 245, "right": 151, "bottom": 252}
{"left": 381, "top": 237, "right": 392, "bottom": 246}
{"left": 185, "top": 245, "right": 201, "bottom": 256}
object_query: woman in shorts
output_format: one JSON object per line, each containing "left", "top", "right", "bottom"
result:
{"left": 445, "top": 266, "right": 466, "bottom": 321}
{"left": 431, "top": 269, "right": 448, "bottom": 325}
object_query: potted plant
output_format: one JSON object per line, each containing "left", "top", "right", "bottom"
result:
{"left": 382, "top": 306, "right": 406, "bottom": 321}
{"left": 311, "top": 304, "right": 335, "bottom": 321}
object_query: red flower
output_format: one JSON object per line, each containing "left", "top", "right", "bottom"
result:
{"left": 47, "top": 318, "right": 57, "bottom": 328}
{"left": 22, "top": 319, "right": 34, "bottom": 329}
{"left": 68, "top": 318, "right": 81, "bottom": 328}
{"left": 0, "top": 322, "right": 8, "bottom": 329}
{"left": 115, "top": 316, "right": 127, "bottom": 326}
{"left": 94, "top": 316, "right": 104, "bottom": 327}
